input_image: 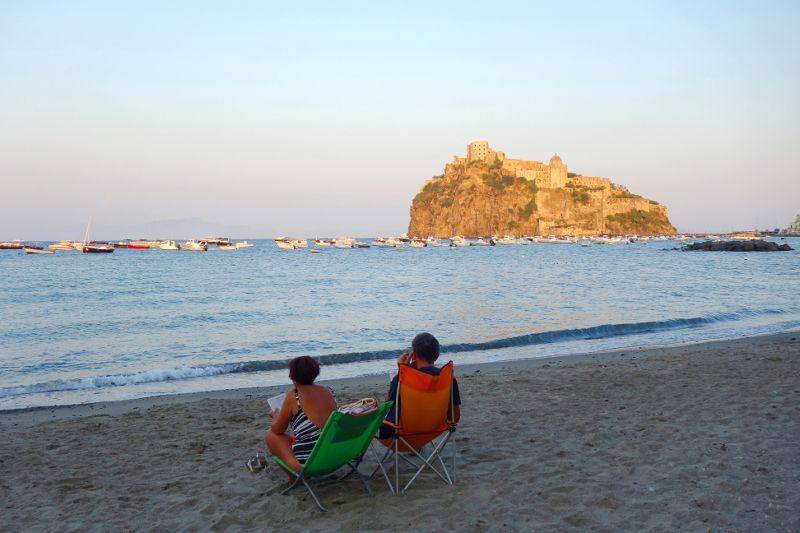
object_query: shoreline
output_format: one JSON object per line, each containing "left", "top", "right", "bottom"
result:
{"left": 3, "top": 329, "right": 796, "bottom": 426}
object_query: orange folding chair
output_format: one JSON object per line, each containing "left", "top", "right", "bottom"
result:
{"left": 371, "top": 361, "right": 458, "bottom": 493}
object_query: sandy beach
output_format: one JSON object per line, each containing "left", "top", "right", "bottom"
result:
{"left": 1, "top": 332, "right": 798, "bottom": 532}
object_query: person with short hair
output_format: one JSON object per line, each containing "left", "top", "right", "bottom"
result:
{"left": 379, "top": 332, "right": 461, "bottom": 438}
{"left": 266, "top": 355, "right": 336, "bottom": 478}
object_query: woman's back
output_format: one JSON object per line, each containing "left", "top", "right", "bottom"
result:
{"left": 295, "top": 384, "right": 336, "bottom": 429}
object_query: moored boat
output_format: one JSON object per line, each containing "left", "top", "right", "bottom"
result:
{"left": 0, "top": 241, "right": 24, "bottom": 249}
{"left": 25, "top": 247, "right": 55, "bottom": 255}
{"left": 235, "top": 241, "right": 254, "bottom": 248}
{"left": 159, "top": 240, "right": 179, "bottom": 250}
{"left": 82, "top": 244, "right": 114, "bottom": 253}
{"left": 127, "top": 241, "right": 150, "bottom": 249}
{"left": 180, "top": 240, "right": 208, "bottom": 251}
{"left": 49, "top": 242, "right": 75, "bottom": 251}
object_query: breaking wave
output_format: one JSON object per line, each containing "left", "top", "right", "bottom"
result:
{"left": 0, "top": 307, "right": 795, "bottom": 400}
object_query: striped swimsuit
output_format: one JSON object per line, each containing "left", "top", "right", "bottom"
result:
{"left": 290, "top": 388, "right": 322, "bottom": 464}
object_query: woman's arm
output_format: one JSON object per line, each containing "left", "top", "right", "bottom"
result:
{"left": 269, "top": 390, "right": 294, "bottom": 435}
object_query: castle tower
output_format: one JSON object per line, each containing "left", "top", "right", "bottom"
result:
{"left": 548, "top": 153, "right": 568, "bottom": 188}
{"left": 467, "top": 141, "right": 490, "bottom": 162}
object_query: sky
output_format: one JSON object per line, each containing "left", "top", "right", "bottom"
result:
{"left": 1, "top": 0, "right": 798, "bottom": 239}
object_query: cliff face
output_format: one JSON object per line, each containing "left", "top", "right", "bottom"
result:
{"left": 408, "top": 160, "right": 676, "bottom": 237}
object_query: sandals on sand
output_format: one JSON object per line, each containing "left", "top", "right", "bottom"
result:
{"left": 246, "top": 453, "right": 268, "bottom": 474}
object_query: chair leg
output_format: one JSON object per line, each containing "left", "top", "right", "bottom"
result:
{"left": 351, "top": 462, "right": 374, "bottom": 497}
{"left": 400, "top": 434, "right": 453, "bottom": 492}
{"left": 394, "top": 438, "right": 400, "bottom": 494}
{"left": 299, "top": 477, "right": 328, "bottom": 512}
{"left": 368, "top": 445, "right": 395, "bottom": 493}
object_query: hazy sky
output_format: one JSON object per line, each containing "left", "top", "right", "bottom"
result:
{"left": 2, "top": 1, "right": 798, "bottom": 239}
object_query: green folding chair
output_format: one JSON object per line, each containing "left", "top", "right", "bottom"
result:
{"left": 272, "top": 401, "right": 393, "bottom": 512}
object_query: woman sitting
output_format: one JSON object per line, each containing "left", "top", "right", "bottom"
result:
{"left": 266, "top": 356, "right": 336, "bottom": 477}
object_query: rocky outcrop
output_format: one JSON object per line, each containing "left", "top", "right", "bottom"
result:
{"left": 408, "top": 158, "right": 676, "bottom": 237}
{"left": 683, "top": 240, "right": 793, "bottom": 252}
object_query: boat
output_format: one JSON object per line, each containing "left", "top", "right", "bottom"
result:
{"left": 471, "top": 238, "right": 491, "bottom": 246}
{"left": 25, "top": 247, "right": 55, "bottom": 255}
{"left": 180, "top": 239, "right": 208, "bottom": 251}
{"left": 48, "top": 242, "right": 75, "bottom": 251}
{"left": 275, "top": 237, "right": 307, "bottom": 250}
{"left": 202, "top": 237, "right": 230, "bottom": 246}
{"left": 235, "top": 241, "right": 254, "bottom": 248}
{"left": 0, "top": 241, "right": 24, "bottom": 250}
{"left": 112, "top": 241, "right": 130, "bottom": 248}
{"left": 218, "top": 244, "right": 237, "bottom": 250}
{"left": 354, "top": 241, "right": 371, "bottom": 248}
{"left": 79, "top": 218, "right": 114, "bottom": 253}
{"left": 426, "top": 237, "right": 447, "bottom": 247}
{"left": 495, "top": 236, "right": 519, "bottom": 245}
{"left": 449, "top": 236, "right": 471, "bottom": 247}
{"left": 332, "top": 237, "right": 355, "bottom": 249}
{"left": 371, "top": 237, "right": 392, "bottom": 247}
{"left": 314, "top": 239, "right": 332, "bottom": 247}
{"left": 127, "top": 241, "right": 150, "bottom": 249}
{"left": 159, "top": 240, "right": 180, "bottom": 250}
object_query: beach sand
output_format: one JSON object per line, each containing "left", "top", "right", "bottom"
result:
{"left": 1, "top": 333, "right": 798, "bottom": 532}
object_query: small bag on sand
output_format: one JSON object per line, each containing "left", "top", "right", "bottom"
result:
{"left": 338, "top": 398, "right": 379, "bottom": 416}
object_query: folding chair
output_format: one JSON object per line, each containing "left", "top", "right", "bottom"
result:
{"left": 372, "top": 362, "right": 457, "bottom": 493}
{"left": 273, "top": 401, "right": 393, "bottom": 512}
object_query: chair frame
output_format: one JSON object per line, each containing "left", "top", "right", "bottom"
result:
{"left": 273, "top": 401, "right": 393, "bottom": 512}
{"left": 371, "top": 362, "right": 458, "bottom": 493}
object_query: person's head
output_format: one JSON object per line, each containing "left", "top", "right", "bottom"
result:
{"left": 288, "top": 355, "right": 320, "bottom": 385}
{"left": 411, "top": 332, "right": 440, "bottom": 363}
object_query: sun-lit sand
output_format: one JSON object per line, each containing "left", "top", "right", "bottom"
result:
{"left": 1, "top": 332, "right": 798, "bottom": 532}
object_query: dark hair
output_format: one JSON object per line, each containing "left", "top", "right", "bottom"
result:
{"left": 288, "top": 356, "right": 320, "bottom": 385}
{"left": 412, "top": 332, "right": 440, "bottom": 363}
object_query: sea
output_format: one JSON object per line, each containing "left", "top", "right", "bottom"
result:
{"left": 1, "top": 237, "right": 798, "bottom": 411}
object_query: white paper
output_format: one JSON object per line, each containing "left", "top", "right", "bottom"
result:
{"left": 267, "top": 393, "right": 286, "bottom": 413}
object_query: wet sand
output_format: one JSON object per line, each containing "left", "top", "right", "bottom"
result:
{"left": 1, "top": 332, "right": 798, "bottom": 532}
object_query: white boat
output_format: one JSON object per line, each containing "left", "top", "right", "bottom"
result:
{"left": 449, "top": 236, "right": 471, "bottom": 247}
{"left": 180, "top": 240, "right": 208, "bottom": 251}
{"left": 235, "top": 241, "right": 254, "bottom": 248}
{"left": 275, "top": 237, "right": 307, "bottom": 250}
{"left": 371, "top": 237, "right": 394, "bottom": 248}
{"left": 218, "top": 244, "right": 237, "bottom": 250}
{"left": 495, "top": 236, "right": 519, "bottom": 245}
{"left": 471, "top": 238, "right": 491, "bottom": 246}
{"left": 409, "top": 238, "right": 427, "bottom": 248}
{"left": 533, "top": 236, "right": 574, "bottom": 244}
{"left": 314, "top": 239, "right": 331, "bottom": 247}
{"left": 25, "top": 247, "right": 55, "bottom": 255}
{"left": 332, "top": 237, "right": 355, "bottom": 249}
{"left": 159, "top": 240, "right": 179, "bottom": 250}
{"left": 426, "top": 237, "right": 447, "bottom": 247}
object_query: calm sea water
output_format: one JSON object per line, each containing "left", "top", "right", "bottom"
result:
{"left": 1, "top": 238, "right": 798, "bottom": 410}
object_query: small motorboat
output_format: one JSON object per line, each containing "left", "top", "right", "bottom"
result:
{"left": 180, "top": 240, "right": 208, "bottom": 251}
{"left": 235, "top": 241, "right": 254, "bottom": 248}
{"left": 82, "top": 244, "right": 114, "bottom": 253}
{"left": 159, "top": 240, "right": 180, "bottom": 250}
{"left": 25, "top": 247, "right": 55, "bottom": 255}
{"left": 449, "top": 236, "right": 471, "bottom": 247}
{"left": 218, "top": 244, "right": 237, "bottom": 250}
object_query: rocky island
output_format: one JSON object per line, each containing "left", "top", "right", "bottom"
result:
{"left": 408, "top": 141, "right": 676, "bottom": 237}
